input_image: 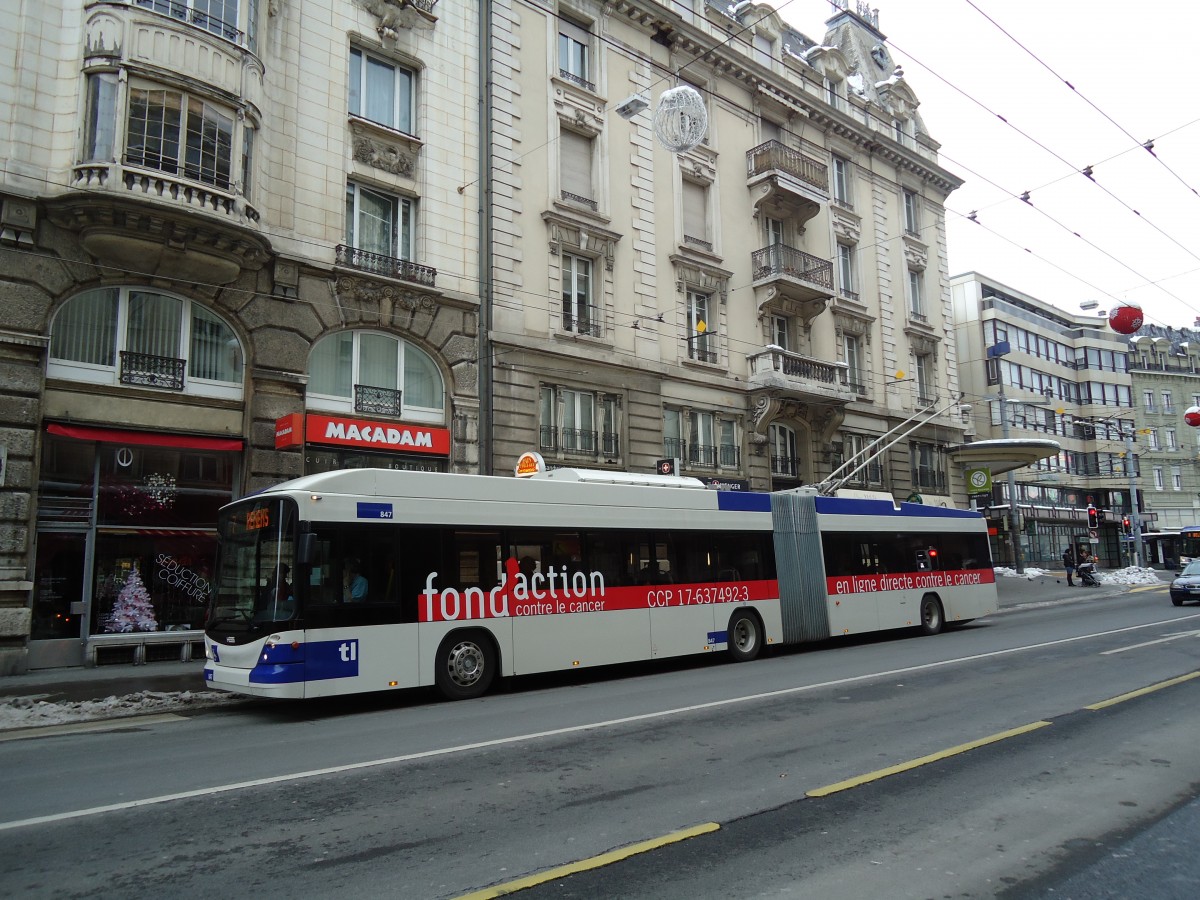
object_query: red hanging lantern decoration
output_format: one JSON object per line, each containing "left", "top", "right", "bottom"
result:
{"left": 1185, "top": 406, "right": 1200, "bottom": 428}
{"left": 1108, "top": 302, "right": 1143, "bottom": 335}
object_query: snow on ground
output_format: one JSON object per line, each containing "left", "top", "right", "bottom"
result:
{"left": 1095, "top": 566, "right": 1168, "bottom": 586}
{"left": 0, "top": 690, "right": 242, "bottom": 732}
{"left": 995, "top": 566, "right": 1051, "bottom": 580}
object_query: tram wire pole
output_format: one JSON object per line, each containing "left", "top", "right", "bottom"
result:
{"left": 998, "top": 385, "right": 1024, "bottom": 574}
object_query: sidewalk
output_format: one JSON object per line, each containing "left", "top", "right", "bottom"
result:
{"left": 0, "top": 570, "right": 1174, "bottom": 707}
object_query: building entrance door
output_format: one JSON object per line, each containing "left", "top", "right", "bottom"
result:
{"left": 29, "top": 531, "right": 90, "bottom": 668}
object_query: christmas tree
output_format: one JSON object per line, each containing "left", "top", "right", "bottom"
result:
{"left": 104, "top": 564, "right": 159, "bottom": 633}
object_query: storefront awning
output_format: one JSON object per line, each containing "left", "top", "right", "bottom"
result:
{"left": 47, "top": 423, "right": 243, "bottom": 452}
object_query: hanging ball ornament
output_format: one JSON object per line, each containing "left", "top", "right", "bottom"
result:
{"left": 1185, "top": 406, "right": 1200, "bottom": 428}
{"left": 653, "top": 86, "right": 708, "bottom": 154}
{"left": 1108, "top": 302, "right": 1143, "bottom": 335}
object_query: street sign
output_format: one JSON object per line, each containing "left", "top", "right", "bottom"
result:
{"left": 1088, "top": 528, "right": 1098, "bottom": 540}
{"left": 966, "top": 466, "right": 992, "bottom": 496}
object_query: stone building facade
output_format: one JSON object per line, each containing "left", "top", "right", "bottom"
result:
{"left": 484, "top": 1, "right": 969, "bottom": 501}
{"left": 0, "top": 0, "right": 480, "bottom": 672}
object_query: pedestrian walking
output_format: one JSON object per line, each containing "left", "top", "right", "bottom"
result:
{"left": 1062, "top": 546, "right": 1077, "bottom": 586}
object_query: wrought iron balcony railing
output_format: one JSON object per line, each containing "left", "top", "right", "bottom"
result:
{"left": 601, "top": 432, "right": 620, "bottom": 457}
{"left": 771, "top": 455, "right": 800, "bottom": 478}
{"left": 912, "top": 469, "right": 948, "bottom": 492}
{"left": 561, "top": 429, "right": 598, "bottom": 453}
{"left": 539, "top": 425, "right": 557, "bottom": 451}
{"left": 119, "top": 350, "right": 185, "bottom": 390}
{"left": 355, "top": 384, "right": 403, "bottom": 417}
{"left": 335, "top": 244, "right": 437, "bottom": 287}
{"left": 751, "top": 244, "right": 833, "bottom": 290}
{"left": 562, "top": 309, "right": 603, "bottom": 338}
{"left": 558, "top": 70, "right": 597, "bottom": 93}
{"left": 134, "top": 0, "right": 243, "bottom": 43}
{"left": 561, "top": 191, "right": 598, "bottom": 211}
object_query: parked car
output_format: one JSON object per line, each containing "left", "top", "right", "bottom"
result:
{"left": 1169, "top": 560, "right": 1200, "bottom": 606}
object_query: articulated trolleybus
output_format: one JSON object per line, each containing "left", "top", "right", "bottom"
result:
{"left": 204, "top": 467, "right": 996, "bottom": 700}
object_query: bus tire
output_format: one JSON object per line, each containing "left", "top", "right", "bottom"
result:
{"left": 727, "top": 609, "right": 763, "bottom": 662}
{"left": 919, "top": 595, "right": 944, "bottom": 636}
{"left": 435, "top": 631, "right": 496, "bottom": 700}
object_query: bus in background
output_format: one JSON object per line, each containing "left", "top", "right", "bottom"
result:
{"left": 204, "top": 468, "right": 996, "bottom": 701}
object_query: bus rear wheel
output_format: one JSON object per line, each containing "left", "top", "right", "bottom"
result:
{"left": 727, "top": 610, "right": 763, "bottom": 662}
{"left": 919, "top": 595, "right": 944, "bottom": 636}
{"left": 436, "top": 631, "right": 496, "bottom": 700}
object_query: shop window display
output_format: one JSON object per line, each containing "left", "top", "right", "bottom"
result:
{"left": 35, "top": 435, "right": 235, "bottom": 639}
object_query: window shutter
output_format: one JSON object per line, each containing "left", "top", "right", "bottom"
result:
{"left": 682, "top": 181, "right": 706, "bottom": 239}
{"left": 560, "top": 130, "right": 592, "bottom": 200}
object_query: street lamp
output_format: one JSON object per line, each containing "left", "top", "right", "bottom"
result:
{"left": 989, "top": 340, "right": 1023, "bottom": 573}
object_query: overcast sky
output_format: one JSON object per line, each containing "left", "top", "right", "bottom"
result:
{"left": 769, "top": 0, "right": 1200, "bottom": 330}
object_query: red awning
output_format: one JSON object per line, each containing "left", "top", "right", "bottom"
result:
{"left": 47, "top": 423, "right": 243, "bottom": 452}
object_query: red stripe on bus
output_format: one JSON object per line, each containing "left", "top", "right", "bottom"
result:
{"left": 826, "top": 568, "right": 995, "bottom": 596}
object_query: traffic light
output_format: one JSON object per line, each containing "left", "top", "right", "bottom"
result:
{"left": 1087, "top": 505, "right": 1099, "bottom": 528}
{"left": 1122, "top": 516, "right": 1132, "bottom": 537}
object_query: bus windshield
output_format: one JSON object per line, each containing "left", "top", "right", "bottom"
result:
{"left": 207, "top": 496, "right": 299, "bottom": 639}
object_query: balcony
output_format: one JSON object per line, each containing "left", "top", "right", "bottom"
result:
{"left": 746, "top": 140, "right": 828, "bottom": 227}
{"left": 747, "top": 347, "right": 853, "bottom": 404}
{"left": 72, "top": 162, "right": 259, "bottom": 225}
{"left": 751, "top": 244, "right": 834, "bottom": 322}
{"left": 335, "top": 244, "right": 437, "bottom": 288}
{"left": 119, "top": 351, "right": 185, "bottom": 391}
{"left": 354, "top": 384, "right": 403, "bottom": 417}
{"left": 771, "top": 456, "right": 801, "bottom": 478}
{"left": 561, "top": 308, "right": 603, "bottom": 338}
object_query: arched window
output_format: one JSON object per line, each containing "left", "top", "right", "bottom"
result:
{"left": 307, "top": 331, "right": 445, "bottom": 423}
{"left": 48, "top": 288, "right": 243, "bottom": 399}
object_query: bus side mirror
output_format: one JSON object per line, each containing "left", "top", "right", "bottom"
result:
{"left": 297, "top": 532, "right": 316, "bottom": 565}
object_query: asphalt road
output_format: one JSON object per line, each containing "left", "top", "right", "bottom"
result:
{"left": 2, "top": 582, "right": 1198, "bottom": 899}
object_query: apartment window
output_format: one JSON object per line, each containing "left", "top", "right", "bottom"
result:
{"left": 308, "top": 331, "right": 444, "bottom": 421}
{"left": 542, "top": 387, "right": 618, "bottom": 457}
{"left": 911, "top": 441, "right": 946, "bottom": 492}
{"left": 1153, "top": 466, "right": 1164, "bottom": 491}
{"left": 682, "top": 180, "right": 710, "bottom": 250}
{"left": 772, "top": 315, "right": 790, "bottom": 351}
{"left": 842, "top": 433, "right": 883, "bottom": 485}
{"left": 125, "top": 83, "right": 235, "bottom": 189}
{"left": 752, "top": 32, "right": 775, "bottom": 67}
{"left": 837, "top": 243, "right": 857, "bottom": 297}
{"left": 690, "top": 411, "right": 716, "bottom": 467}
{"left": 346, "top": 183, "right": 413, "bottom": 260}
{"left": 664, "top": 408, "right": 684, "bottom": 460}
{"left": 764, "top": 216, "right": 784, "bottom": 247}
{"left": 1163, "top": 390, "right": 1174, "bottom": 413}
{"left": 1167, "top": 428, "right": 1178, "bottom": 451}
{"left": 560, "top": 129, "right": 595, "bottom": 208}
{"left": 824, "top": 77, "right": 843, "bottom": 111}
{"left": 135, "top": 0, "right": 243, "bottom": 43}
{"left": 902, "top": 189, "right": 920, "bottom": 235}
{"left": 558, "top": 16, "right": 593, "bottom": 91}
{"left": 561, "top": 253, "right": 597, "bottom": 336}
{"left": 1143, "top": 389, "right": 1155, "bottom": 411}
{"left": 832, "top": 155, "right": 851, "bottom": 205}
{"left": 687, "top": 291, "right": 716, "bottom": 363}
{"left": 349, "top": 47, "right": 414, "bottom": 135}
{"left": 241, "top": 125, "right": 255, "bottom": 201}
{"left": 844, "top": 334, "right": 863, "bottom": 393}
{"left": 49, "top": 287, "right": 243, "bottom": 398}
{"left": 893, "top": 118, "right": 910, "bottom": 146}
{"left": 1148, "top": 429, "right": 1160, "bottom": 451}
{"left": 83, "top": 72, "right": 118, "bottom": 161}
{"left": 915, "top": 353, "right": 934, "bottom": 405}
{"left": 908, "top": 269, "right": 925, "bottom": 318}
{"left": 770, "top": 423, "right": 799, "bottom": 479}
{"left": 718, "top": 419, "right": 739, "bottom": 468}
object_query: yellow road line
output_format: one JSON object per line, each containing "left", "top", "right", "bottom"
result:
{"left": 1085, "top": 671, "right": 1200, "bottom": 709}
{"left": 1129, "top": 584, "right": 1168, "bottom": 593}
{"left": 454, "top": 822, "right": 720, "bottom": 899}
{"left": 806, "top": 721, "right": 1053, "bottom": 798}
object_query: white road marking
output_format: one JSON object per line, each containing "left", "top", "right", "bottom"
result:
{"left": 4, "top": 613, "right": 1200, "bottom": 832}
{"left": 1100, "top": 629, "right": 1200, "bottom": 654}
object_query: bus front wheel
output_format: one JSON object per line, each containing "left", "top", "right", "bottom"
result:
{"left": 919, "top": 595, "right": 944, "bottom": 636}
{"left": 435, "top": 631, "right": 496, "bottom": 700}
{"left": 727, "top": 610, "right": 763, "bottom": 662}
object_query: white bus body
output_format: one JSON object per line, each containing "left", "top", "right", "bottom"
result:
{"left": 204, "top": 469, "right": 996, "bottom": 700}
